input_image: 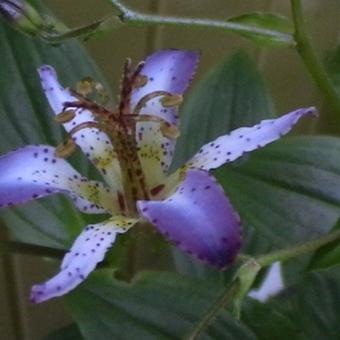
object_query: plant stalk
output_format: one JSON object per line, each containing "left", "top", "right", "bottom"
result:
{"left": 290, "top": 0, "right": 340, "bottom": 118}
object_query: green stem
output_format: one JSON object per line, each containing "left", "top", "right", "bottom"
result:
{"left": 185, "top": 279, "right": 240, "bottom": 340}
{"left": 188, "top": 229, "right": 340, "bottom": 339}
{"left": 290, "top": 0, "right": 340, "bottom": 117}
{"left": 256, "top": 229, "right": 340, "bottom": 267}
{"left": 107, "top": 0, "right": 293, "bottom": 46}
{"left": 0, "top": 240, "right": 66, "bottom": 259}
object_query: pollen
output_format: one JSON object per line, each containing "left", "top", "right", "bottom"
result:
{"left": 76, "top": 77, "right": 95, "bottom": 97}
{"left": 134, "top": 74, "right": 148, "bottom": 88}
{"left": 55, "top": 110, "right": 76, "bottom": 123}
{"left": 55, "top": 139, "right": 77, "bottom": 158}
{"left": 160, "top": 121, "right": 180, "bottom": 140}
{"left": 160, "top": 94, "right": 183, "bottom": 108}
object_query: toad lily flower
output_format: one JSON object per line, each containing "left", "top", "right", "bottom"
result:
{"left": 0, "top": 49, "right": 316, "bottom": 303}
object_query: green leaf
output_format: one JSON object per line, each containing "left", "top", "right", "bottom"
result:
{"left": 308, "top": 219, "right": 340, "bottom": 271}
{"left": 172, "top": 51, "right": 273, "bottom": 275}
{"left": 325, "top": 44, "right": 340, "bottom": 91}
{"left": 44, "top": 324, "right": 83, "bottom": 340}
{"left": 243, "top": 268, "right": 340, "bottom": 340}
{"left": 0, "top": 0, "right": 109, "bottom": 248}
{"left": 67, "top": 270, "right": 256, "bottom": 340}
{"left": 227, "top": 12, "right": 294, "bottom": 47}
{"left": 174, "top": 51, "right": 273, "bottom": 168}
{"left": 217, "top": 136, "right": 340, "bottom": 252}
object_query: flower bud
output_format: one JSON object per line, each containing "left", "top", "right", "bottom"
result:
{"left": 0, "top": 0, "right": 45, "bottom": 36}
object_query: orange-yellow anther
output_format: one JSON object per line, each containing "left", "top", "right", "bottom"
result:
{"left": 55, "top": 139, "right": 77, "bottom": 158}
{"left": 134, "top": 75, "right": 148, "bottom": 88}
{"left": 161, "top": 94, "right": 183, "bottom": 108}
{"left": 55, "top": 110, "right": 76, "bottom": 123}
{"left": 160, "top": 121, "right": 180, "bottom": 140}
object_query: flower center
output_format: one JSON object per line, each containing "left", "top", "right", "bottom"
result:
{"left": 56, "top": 59, "right": 180, "bottom": 217}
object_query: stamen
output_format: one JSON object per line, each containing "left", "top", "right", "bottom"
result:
{"left": 55, "top": 139, "right": 77, "bottom": 158}
{"left": 133, "top": 74, "right": 148, "bottom": 88}
{"left": 55, "top": 110, "right": 76, "bottom": 124}
{"left": 160, "top": 121, "right": 180, "bottom": 140}
{"left": 160, "top": 94, "right": 183, "bottom": 108}
{"left": 133, "top": 90, "right": 172, "bottom": 115}
{"left": 69, "top": 121, "right": 104, "bottom": 137}
{"left": 132, "top": 114, "right": 180, "bottom": 140}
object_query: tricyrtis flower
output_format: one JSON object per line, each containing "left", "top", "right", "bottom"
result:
{"left": 0, "top": 49, "right": 316, "bottom": 303}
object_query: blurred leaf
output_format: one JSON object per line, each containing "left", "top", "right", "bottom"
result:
{"left": 308, "top": 218, "right": 340, "bottom": 271}
{"left": 243, "top": 269, "right": 340, "bottom": 340}
{"left": 0, "top": 0, "right": 110, "bottom": 248}
{"left": 67, "top": 270, "right": 256, "bottom": 340}
{"left": 44, "top": 324, "right": 83, "bottom": 340}
{"left": 173, "top": 51, "right": 273, "bottom": 276}
{"left": 325, "top": 44, "right": 340, "bottom": 91}
{"left": 227, "top": 12, "right": 294, "bottom": 47}
{"left": 217, "top": 136, "right": 340, "bottom": 252}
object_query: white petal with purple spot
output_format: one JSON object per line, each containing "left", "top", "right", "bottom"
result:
{"left": 131, "top": 49, "right": 200, "bottom": 125}
{"left": 38, "top": 65, "right": 122, "bottom": 190}
{"left": 0, "top": 145, "right": 118, "bottom": 214}
{"left": 132, "top": 50, "right": 199, "bottom": 178}
{"left": 30, "top": 217, "right": 138, "bottom": 303}
{"left": 188, "top": 107, "right": 317, "bottom": 171}
{"left": 138, "top": 169, "right": 242, "bottom": 268}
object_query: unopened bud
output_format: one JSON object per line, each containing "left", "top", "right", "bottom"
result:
{"left": 160, "top": 121, "right": 180, "bottom": 140}
{"left": 160, "top": 94, "right": 183, "bottom": 108}
{"left": 0, "top": 0, "right": 45, "bottom": 36}
{"left": 55, "top": 139, "right": 77, "bottom": 158}
{"left": 55, "top": 110, "right": 76, "bottom": 123}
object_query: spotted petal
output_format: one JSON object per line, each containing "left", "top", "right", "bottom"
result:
{"left": 38, "top": 65, "right": 121, "bottom": 190}
{"left": 131, "top": 50, "right": 200, "bottom": 188}
{"left": 188, "top": 107, "right": 317, "bottom": 171}
{"left": 30, "top": 217, "right": 138, "bottom": 303}
{"left": 131, "top": 49, "right": 200, "bottom": 125}
{"left": 138, "top": 169, "right": 242, "bottom": 268}
{"left": 0, "top": 145, "right": 119, "bottom": 214}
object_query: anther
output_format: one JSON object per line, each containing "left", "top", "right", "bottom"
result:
{"left": 160, "top": 121, "right": 180, "bottom": 140}
{"left": 55, "top": 139, "right": 77, "bottom": 158}
{"left": 55, "top": 110, "right": 76, "bottom": 124}
{"left": 160, "top": 94, "right": 183, "bottom": 108}
{"left": 133, "top": 75, "right": 148, "bottom": 88}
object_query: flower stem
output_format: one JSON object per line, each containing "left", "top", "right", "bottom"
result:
{"left": 290, "top": 0, "right": 340, "bottom": 118}
{"left": 106, "top": 0, "right": 294, "bottom": 46}
{"left": 185, "top": 279, "right": 240, "bottom": 340}
{"left": 0, "top": 240, "right": 66, "bottom": 259}
{"left": 256, "top": 228, "right": 340, "bottom": 267}
{"left": 187, "top": 229, "right": 340, "bottom": 339}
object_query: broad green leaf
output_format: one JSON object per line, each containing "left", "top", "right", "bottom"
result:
{"left": 0, "top": 0, "right": 110, "bottom": 248}
{"left": 325, "top": 44, "right": 340, "bottom": 91}
{"left": 308, "top": 218, "right": 340, "bottom": 271}
{"left": 243, "top": 268, "right": 340, "bottom": 340}
{"left": 227, "top": 12, "right": 294, "bottom": 47}
{"left": 217, "top": 136, "right": 340, "bottom": 252}
{"left": 172, "top": 51, "right": 274, "bottom": 276}
{"left": 44, "top": 324, "right": 83, "bottom": 340}
{"left": 174, "top": 51, "right": 274, "bottom": 167}
{"left": 67, "top": 270, "right": 256, "bottom": 340}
